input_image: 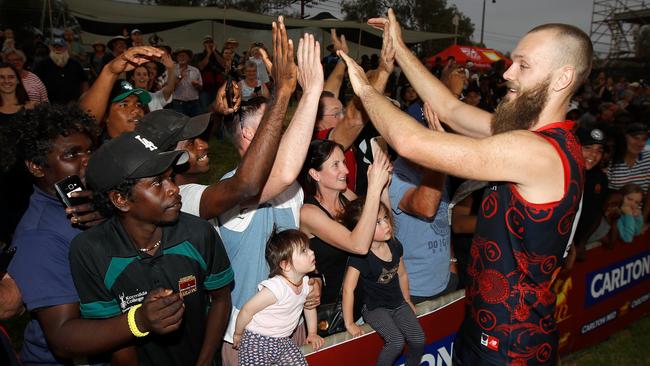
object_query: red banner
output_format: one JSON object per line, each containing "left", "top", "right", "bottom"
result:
{"left": 304, "top": 233, "right": 650, "bottom": 365}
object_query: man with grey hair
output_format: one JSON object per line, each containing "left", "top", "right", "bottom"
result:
{"left": 34, "top": 38, "right": 88, "bottom": 104}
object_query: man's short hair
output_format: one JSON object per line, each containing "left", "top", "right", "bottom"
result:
{"left": 223, "top": 97, "right": 268, "bottom": 144}
{"left": 528, "top": 23, "right": 593, "bottom": 93}
{"left": 316, "top": 91, "right": 336, "bottom": 122}
{"left": 1, "top": 104, "right": 96, "bottom": 171}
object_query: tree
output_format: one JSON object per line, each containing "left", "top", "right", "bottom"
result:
{"left": 341, "top": 0, "right": 474, "bottom": 55}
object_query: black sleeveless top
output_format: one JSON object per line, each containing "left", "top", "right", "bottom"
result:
{"left": 305, "top": 195, "right": 350, "bottom": 304}
{"left": 459, "top": 121, "right": 584, "bottom": 366}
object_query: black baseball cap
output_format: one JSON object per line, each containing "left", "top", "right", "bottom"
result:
{"left": 576, "top": 125, "right": 606, "bottom": 146}
{"left": 135, "top": 110, "right": 211, "bottom": 151}
{"left": 110, "top": 79, "right": 151, "bottom": 105}
{"left": 86, "top": 131, "right": 189, "bottom": 192}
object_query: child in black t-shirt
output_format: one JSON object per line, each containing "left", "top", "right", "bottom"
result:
{"left": 340, "top": 198, "right": 425, "bottom": 366}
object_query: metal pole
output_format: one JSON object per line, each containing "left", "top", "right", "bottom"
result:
{"left": 481, "top": 0, "right": 485, "bottom": 47}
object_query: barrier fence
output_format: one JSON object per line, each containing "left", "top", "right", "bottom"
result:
{"left": 302, "top": 232, "right": 650, "bottom": 365}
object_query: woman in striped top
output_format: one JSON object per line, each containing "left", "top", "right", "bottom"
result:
{"left": 607, "top": 122, "right": 650, "bottom": 221}
{"left": 3, "top": 49, "right": 48, "bottom": 103}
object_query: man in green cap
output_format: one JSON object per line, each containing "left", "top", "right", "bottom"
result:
{"left": 79, "top": 45, "right": 167, "bottom": 143}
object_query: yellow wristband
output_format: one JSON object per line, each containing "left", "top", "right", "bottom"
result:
{"left": 127, "top": 303, "right": 149, "bottom": 337}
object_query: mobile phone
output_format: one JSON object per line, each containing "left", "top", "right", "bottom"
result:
{"left": 253, "top": 85, "right": 261, "bottom": 93}
{"left": 54, "top": 175, "right": 89, "bottom": 208}
{"left": 370, "top": 136, "right": 388, "bottom": 160}
{"left": 0, "top": 246, "right": 16, "bottom": 277}
{"left": 225, "top": 76, "right": 234, "bottom": 108}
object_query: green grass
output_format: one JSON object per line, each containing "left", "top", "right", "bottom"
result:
{"left": 561, "top": 313, "right": 650, "bottom": 366}
{"left": 197, "top": 131, "right": 241, "bottom": 186}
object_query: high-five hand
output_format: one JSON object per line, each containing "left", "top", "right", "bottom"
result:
{"left": 337, "top": 50, "right": 371, "bottom": 97}
{"left": 367, "top": 8, "right": 405, "bottom": 49}
{"left": 297, "top": 33, "right": 324, "bottom": 93}
{"left": 272, "top": 16, "right": 297, "bottom": 94}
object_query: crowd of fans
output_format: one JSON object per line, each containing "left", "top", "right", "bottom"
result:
{"left": 0, "top": 14, "right": 648, "bottom": 366}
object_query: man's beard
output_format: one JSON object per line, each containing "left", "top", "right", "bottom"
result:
{"left": 50, "top": 51, "right": 70, "bottom": 67}
{"left": 491, "top": 78, "right": 551, "bottom": 135}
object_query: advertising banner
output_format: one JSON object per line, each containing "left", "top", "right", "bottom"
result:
{"left": 304, "top": 233, "right": 650, "bottom": 365}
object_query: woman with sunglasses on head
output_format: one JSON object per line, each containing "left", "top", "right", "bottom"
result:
{"left": 298, "top": 139, "right": 391, "bottom": 327}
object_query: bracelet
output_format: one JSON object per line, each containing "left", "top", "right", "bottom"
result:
{"left": 450, "top": 258, "right": 458, "bottom": 263}
{"left": 127, "top": 303, "right": 149, "bottom": 337}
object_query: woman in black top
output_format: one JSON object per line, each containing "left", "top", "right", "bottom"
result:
{"left": 299, "top": 139, "right": 390, "bottom": 305}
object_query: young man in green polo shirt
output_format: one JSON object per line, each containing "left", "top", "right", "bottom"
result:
{"left": 69, "top": 131, "right": 233, "bottom": 365}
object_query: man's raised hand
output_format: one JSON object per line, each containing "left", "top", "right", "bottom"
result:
{"left": 107, "top": 46, "right": 164, "bottom": 75}
{"left": 337, "top": 50, "right": 371, "bottom": 97}
{"left": 271, "top": 16, "right": 297, "bottom": 94}
{"left": 368, "top": 8, "right": 405, "bottom": 49}
{"left": 297, "top": 33, "right": 323, "bottom": 94}
{"left": 330, "top": 29, "right": 349, "bottom": 54}
{"left": 214, "top": 81, "right": 241, "bottom": 115}
{"left": 423, "top": 102, "right": 445, "bottom": 132}
{"left": 378, "top": 24, "right": 395, "bottom": 74}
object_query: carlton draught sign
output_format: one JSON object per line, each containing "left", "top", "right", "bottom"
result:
{"left": 585, "top": 250, "right": 650, "bottom": 306}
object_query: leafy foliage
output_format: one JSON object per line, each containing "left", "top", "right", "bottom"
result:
{"left": 341, "top": 0, "right": 475, "bottom": 54}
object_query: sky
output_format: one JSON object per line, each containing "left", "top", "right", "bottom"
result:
{"left": 301, "top": 0, "right": 596, "bottom": 54}
{"left": 449, "top": 0, "right": 595, "bottom": 53}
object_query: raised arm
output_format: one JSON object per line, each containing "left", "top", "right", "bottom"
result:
{"left": 368, "top": 9, "right": 492, "bottom": 138}
{"left": 329, "top": 29, "right": 394, "bottom": 150}
{"left": 197, "top": 17, "right": 295, "bottom": 219}
{"left": 300, "top": 150, "right": 390, "bottom": 254}
{"left": 339, "top": 50, "right": 565, "bottom": 203}
{"left": 398, "top": 105, "right": 446, "bottom": 220}
{"left": 258, "top": 47, "right": 274, "bottom": 77}
{"left": 79, "top": 46, "right": 164, "bottom": 122}
{"left": 159, "top": 52, "right": 178, "bottom": 101}
{"left": 323, "top": 29, "right": 348, "bottom": 97}
{"left": 256, "top": 33, "right": 323, "bottom": 203}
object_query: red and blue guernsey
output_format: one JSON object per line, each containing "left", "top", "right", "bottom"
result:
{"left": 457, "top": 121, "right": 584, "bottom": 366}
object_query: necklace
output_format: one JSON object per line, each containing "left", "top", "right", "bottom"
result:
{"left": 138, "top": 240, "right": 161, "bottom": 253}
{"left": 282, "top": 275, "right": 303, "bottom": 288}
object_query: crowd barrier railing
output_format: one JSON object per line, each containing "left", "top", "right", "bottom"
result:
{"left": 302, "top": 231, "right": 650, "bottom": 365}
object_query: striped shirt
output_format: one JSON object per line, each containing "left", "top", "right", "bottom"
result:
{"left": 21, "top": 71, "right": 48, "bottom": 103}
{"left": 607, "top": 151, "right": 650, "bottom": 193}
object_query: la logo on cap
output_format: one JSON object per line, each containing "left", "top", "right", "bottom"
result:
{"left": 135, "top": 134, "right": 158, "bottom": 151}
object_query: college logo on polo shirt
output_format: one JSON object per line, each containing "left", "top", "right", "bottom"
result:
{"left": 179, "top": 275, "right": 197, "bottom": 297}
{"left": 118, "top": 290, "right": 148, "bottom": 312}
